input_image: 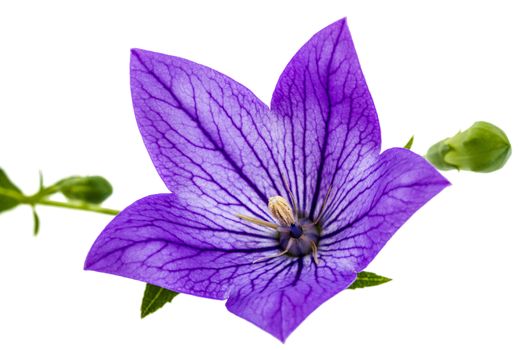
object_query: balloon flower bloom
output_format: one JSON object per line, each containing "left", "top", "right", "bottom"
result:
{"left": 85, "top": 18, "right": 449, "bottom": 342}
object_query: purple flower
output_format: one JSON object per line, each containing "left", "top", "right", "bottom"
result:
{"left": 85, "top": 18, "right": 449, "bottom": 342}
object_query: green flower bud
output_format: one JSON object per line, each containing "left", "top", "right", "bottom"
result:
{"left": 58, "top": 176, "right": 113, "bottom": 204}
{"left": 426, "top": 121, "right": 511, "bottom": 173}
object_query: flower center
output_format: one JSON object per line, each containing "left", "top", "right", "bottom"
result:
{"left": 278, "top": 219, "right": 320, "bottom": 257}
{"left": 267, "top": 195, "right": 322, "bottom": 261}
{"left": 236, "top": 184, "right": 332, "bottom": 265}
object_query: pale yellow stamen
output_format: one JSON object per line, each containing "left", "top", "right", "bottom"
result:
{"left": 314, "top": 184, "right": 332, "bottom": 225}
{"left": 252, "top": 239, "right": 294, "bottom": 264}
{"left": 284, "top": 179, "right": 298, "bottom": 220}
{"left": 310, "top": 241, "right": 319, "bottom": 265}
{"left": 235, "top": 214, "right": 278, "bottom": 229}
{"left": 268, "top": 196, "right": 295, "bottom": 226}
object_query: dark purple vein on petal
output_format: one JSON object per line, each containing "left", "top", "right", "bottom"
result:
{"left": 132, "top": 51, "right": 270, "bottom": 208}
{"left": 308, "top": 20, "right": 345, "bottom": 219}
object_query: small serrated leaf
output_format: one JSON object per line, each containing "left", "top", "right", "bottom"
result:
{"left": 141, "top": 283, "right": 179, "bottom": 318}
{"left": 348, "top": 271, "right": 392, "bottom": 290}
{"left": 0, "top": 168, "right": 23, "bottom": 213}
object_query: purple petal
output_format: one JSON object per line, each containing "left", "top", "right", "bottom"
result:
{"left": 85, "top": 194, "right": 278, "bottom": 299}
{"left": 319, "top": 148, "right": 450, "bottom": 270}
{"left": 85, "top": 194, "right": 356, "bottom": 342}
{"left": 131, "top": 49, "right": 286, "bottom": 222}
{"left": 226, "top": 259, "right": 356, "bottom": 342}
{"left": 271, "top": 18, "right": 381, "bottom": 219}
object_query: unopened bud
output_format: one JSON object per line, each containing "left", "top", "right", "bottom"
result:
{"left": 268, "top": 196, "right": 295, "bottom": 226}
{"left": 58, "top": 176, "right": 113, "bottom": 204}
{"left": 426, "top": 121, "right": 511, "bottom": 173}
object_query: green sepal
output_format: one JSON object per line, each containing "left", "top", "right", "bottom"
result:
{"left": 425, "top": 138, "right": 457, "bottom": 170}
{"left": 403, "top": 135, "right": 414, "bottom": 150}
{"left": 57, "top": 176, "right": 113, "bottom": 204}
{"left": 141, "top": 283, "right": 179, "bottom": 318}
{"left": 348, "top": 271, "right": 392, "bottom": 289}
{"left": 0, "top": 168, "right": 24, "bottom": 213}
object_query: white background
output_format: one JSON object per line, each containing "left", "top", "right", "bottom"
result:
{"left": 1, "top": 1, "right": 524, "bottom": 349}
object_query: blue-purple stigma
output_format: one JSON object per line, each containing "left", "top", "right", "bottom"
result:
{"left": 266, "top": 195, "right": 323, "bottom": 260}
{"left": 279, "top": 219, "right": 320, "bottom": 257}
{"left": 290, "top": 224, "right": 303, "bottom": 238}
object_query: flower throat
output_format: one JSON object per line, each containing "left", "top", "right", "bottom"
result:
{"left": 236, "top": 183, "right": 332, "bottom": 264}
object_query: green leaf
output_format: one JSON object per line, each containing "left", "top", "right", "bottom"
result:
{"left": 140, "top": 273, "right": 388, "bottom": 317}
{"left": 403, "top": 135, "right": 414, "bottom": 150}
{"left": 32, "top": 206, "right": 40, "bottom": 236}
{"left": 0, "top": 168, "right": 23, "bottom": 213}
{"left": 348, "top": 271, "right": 392, "bottom": 290}
{"left": 141, "top": 283, "right": 179, "bottom": 318}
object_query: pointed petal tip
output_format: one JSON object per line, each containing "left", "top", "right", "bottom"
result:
{"left": 431, "top": 163, "right": 453, "bottom": 188}
{"left": 392, "top": 146, "right": 452, "bottom": 188}
{"left": 225, "top": 301, "right": 290, "bottom": 343}
{"left": 130, "top": 48, "right": 141, "bottom": 56}
{"left": 130, "top": 48, "right": 149, "bottom": 61}
{"left": 335, "top": 17, "right": 347, "bottom": 25}
{"left": 130, "top": 48, "right": 159, "bottom": 62}
{"left": 276, "top": 323, "right": 300, "bottom": 343}
{"left": 130, "top": 48, "right": 144, "bottom": 69}
{"left": 326, "top": 17, "right": 348, "bottom": 31}
{"left": 225, "top": 271, "right": 356, "bottom": 343}
{"left": 83, "top": 248, "right": 97, "bottom": 271}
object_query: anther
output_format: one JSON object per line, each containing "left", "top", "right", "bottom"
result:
{"left": 268, "top": 196, "right": 295, "bottom": 226}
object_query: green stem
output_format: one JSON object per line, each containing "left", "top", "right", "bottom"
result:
{"left": 0, "top": 187, "right": 120, "bottom": 216}
{"left": 37, "top": 199, "right": 120, "bottom": 215}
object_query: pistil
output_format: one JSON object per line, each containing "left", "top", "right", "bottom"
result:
{"left": 289, "top": 224, "right": 302, "bottom": 238}
{"left": 236, "top": 185, "right": 333, "bottom": 264}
